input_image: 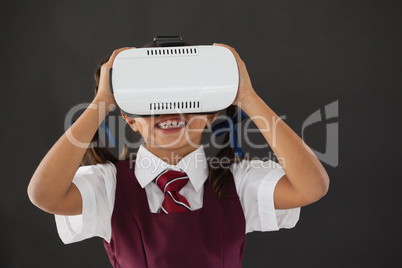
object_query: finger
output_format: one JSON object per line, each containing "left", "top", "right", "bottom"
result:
{"left": 213, "top": 43, "right": 242, "bottom": 62}
{"left": 213, "top": 43, "right": 234, "bottom": 52}
{"left": 108, "top": 47, "right": 134, "bottom": 64}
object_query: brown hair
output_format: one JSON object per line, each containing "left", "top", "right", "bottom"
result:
{"left": 82, "top": 40, "right": 246, "bottom": 199}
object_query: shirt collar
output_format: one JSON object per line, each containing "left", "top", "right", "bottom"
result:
{"left": 134, "top": 144, "right": 208, "bottom": 192}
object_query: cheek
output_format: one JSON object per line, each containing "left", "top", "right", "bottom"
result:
{"left": 187, "top": 119, "right": 208, "bottom": 134}
{"left": 134, "top": 120, "right": 151, "bottom": 135}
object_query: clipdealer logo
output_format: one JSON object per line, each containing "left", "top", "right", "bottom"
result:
{"left": 64, "top": 100, "right": 339, "bottom": 168}
{"left": 301, "top": 100, "right": 339, "bottom": 167}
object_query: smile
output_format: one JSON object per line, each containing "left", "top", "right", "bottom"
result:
{"left": 157, "top": 120, "right": 186, "bottom": 129}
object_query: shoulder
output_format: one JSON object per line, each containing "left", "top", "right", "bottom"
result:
{"left": 55, "top": 161, "right": 118, "bottom": 244}
{"left": 229, "top": 158, "right": 286, "bottom": 197}
{"left": 73, "top": 161, "right": 117, "bottom": 191}
{"left": 228, "top": 159, "right": 299, "bottom": 233}
{"left": 229, "top": 158, "right": 284, "bottom": 178}
{"left": 76, "top": 161, "right": 117, "bottom": 176}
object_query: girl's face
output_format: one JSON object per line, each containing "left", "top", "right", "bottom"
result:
{"left": 121, "top": 112, "right": 219, "bottom": 150}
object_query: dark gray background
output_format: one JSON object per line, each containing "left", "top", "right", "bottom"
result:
{"left": 1, "top": 0, "right": 401, "bottom": 267}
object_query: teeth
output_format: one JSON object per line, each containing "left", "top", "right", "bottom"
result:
{"left": 158, "top": 120, "right": 185, "bottom": 129}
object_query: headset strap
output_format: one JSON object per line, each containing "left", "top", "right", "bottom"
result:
{"left": 154, "top": 36, "right": 186, "bottom": 47}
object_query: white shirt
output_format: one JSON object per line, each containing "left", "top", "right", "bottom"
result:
{"left": 55, "top": 144, "right": 300, "bottom": 244}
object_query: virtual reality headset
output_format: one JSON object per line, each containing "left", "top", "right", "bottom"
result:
{"left": 109, "top": 36, "right": 239, "bottom": 117}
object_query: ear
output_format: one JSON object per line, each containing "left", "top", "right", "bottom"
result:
{"left": 121, "top": 111, "right": 138, "bottom": 132}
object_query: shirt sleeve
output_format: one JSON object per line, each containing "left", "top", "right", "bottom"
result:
{"left": 54, "top": 161, "right": 116, "bottom": 244}
{"left": 230, "top": 159, "right": 301, "bottom": 234}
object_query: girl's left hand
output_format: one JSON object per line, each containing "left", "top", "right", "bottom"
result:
{"left": 213, "top": 43, "right": 257, "bottom": 106}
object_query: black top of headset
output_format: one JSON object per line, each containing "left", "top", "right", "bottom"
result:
{"left": 153, "top": 36, "right": 186, "bottom": 47}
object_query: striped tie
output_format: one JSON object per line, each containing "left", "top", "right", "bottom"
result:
{"left": 155, "top": 169, "right": 192, "bottom": 214}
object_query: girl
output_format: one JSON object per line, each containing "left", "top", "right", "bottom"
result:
{"left": 28, "top": 39, "right": 329, "bottom": 268}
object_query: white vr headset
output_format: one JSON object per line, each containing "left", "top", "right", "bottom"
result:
{"left": 110, "top": 36, "right": 239, "bottom": 117}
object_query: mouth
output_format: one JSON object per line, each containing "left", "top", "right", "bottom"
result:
{"left": 155, "top": 115, "right": 187, "bottom": 132}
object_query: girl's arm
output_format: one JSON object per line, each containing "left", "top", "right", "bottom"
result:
{"left": 27, "top": 47, "right": 131, "bottom": 215}
{"left": 214, "top": 43, "right": 330, "bottom": 209}
{"left": 240, "top": 94, "right": 329, "bottom": 209}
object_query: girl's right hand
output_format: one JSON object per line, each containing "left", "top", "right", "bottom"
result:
{"left": 95, "top": 47, "right": 134, "bottom": 107}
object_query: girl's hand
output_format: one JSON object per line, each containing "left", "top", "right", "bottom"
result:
{"left": 95, "top": 47, "right": 134, "bottom": 108}
{"left": 213, "top": 43, "right": 257, "bottom": 106}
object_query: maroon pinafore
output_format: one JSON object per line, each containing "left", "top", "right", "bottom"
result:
{"left": 103, "top": 160, "right": 246, "bottom": 268}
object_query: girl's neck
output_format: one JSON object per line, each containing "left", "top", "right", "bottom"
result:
{"left": 144, "top": 143, "right": 201, "bottom": 165}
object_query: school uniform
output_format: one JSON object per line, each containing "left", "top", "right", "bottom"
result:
{"left": 55, "top": 144, "right": 300, "bottom": 267}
